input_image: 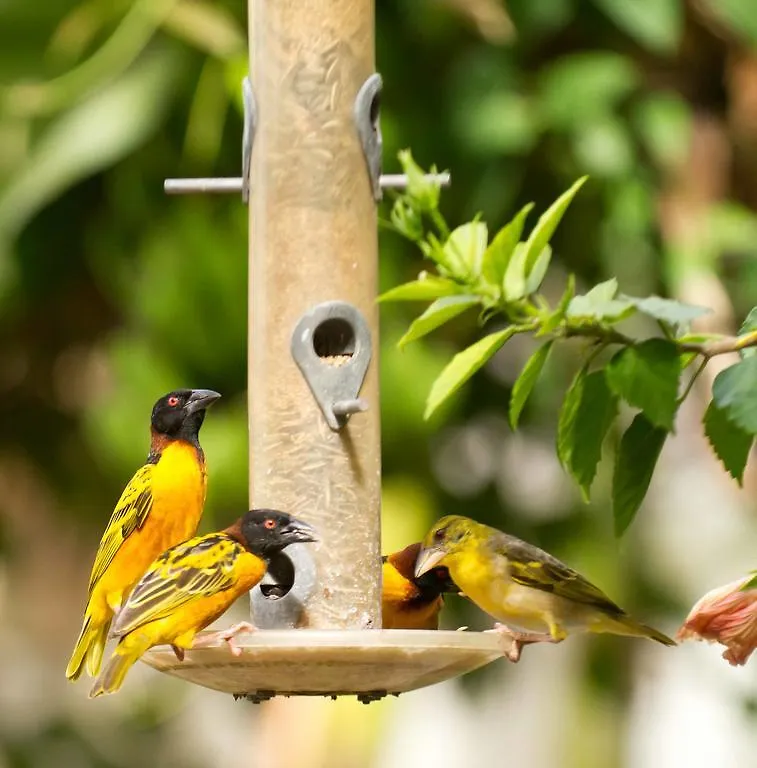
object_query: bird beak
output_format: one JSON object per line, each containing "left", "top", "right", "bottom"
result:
{"left": 414, "top": 546, "right": 446, "bottom": 578}
{"left": 281, "top": 519, "right": 319, "bottom": 545}
{"left": 185, "top": 389, "right": 222, "bottom": 414}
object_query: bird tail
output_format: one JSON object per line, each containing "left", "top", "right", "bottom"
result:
{"left": 89, "top": 638, "right": 147, "bottom": 698}
{"left": 66, "top": 615, "right": 111, "bottom": 681}
{"left": 604, "top": 615, "right": 676, "bottom": 646}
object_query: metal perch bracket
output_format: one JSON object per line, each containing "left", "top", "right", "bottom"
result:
{"left": 162, "top": 76, "right": 450, "bottom": 201}
{"left": 354, "top": 73, "right": 383, "bottom": 201}
{"left": 291, "top": 301, "right": 372, "bottom": 431}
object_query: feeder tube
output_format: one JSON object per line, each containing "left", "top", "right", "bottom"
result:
{"left": 247, "top": 0, "right": 381, "bottom": 629}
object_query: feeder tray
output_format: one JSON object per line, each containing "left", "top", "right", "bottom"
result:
{"left": 141, "top": 629, "right": 508, "bottom": 702}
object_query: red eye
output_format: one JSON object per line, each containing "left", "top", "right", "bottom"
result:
{"left": 434, "top": 568, "right": 447, "bottom": 579}
{"left": 167, "top": 396, "right": 180, "bottom": 407}
{"left": 263, "top": 519, "right": 277, "bottom": 530}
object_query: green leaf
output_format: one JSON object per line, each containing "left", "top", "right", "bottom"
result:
{"left": 378, "top": 276, "right": 463, "bottom": 303}
{"left": 581, "top": 278, "right": 617, "bottom": 302}
{"left": 677, "top": 333, "right": 723, "bottom": 345}
{"left": 509, "top": 341, "right": 554, "bottom": 430}
{"left": 425, "top": 328, "right": 516, "bottom": 420}
{"left": 703, "top": 401, "right": 753, "bottom": 486}
{"left": 742, "top": 573, "right": 757, "bottom": 591}
{"left": 397, "top": 149, "right": 440, "bottom": 211}
{"left": 0, "top": 49, "right": 182, "bottom": 242}
{"left": 573, "top": 118, "right": 634, "bottom": 178}
{"left": 421, "top": 233, "right": 455, "bottom": 274}
{"left": 613, "top": 414, "right": 668, "bottom": 536}
{"left": 481, "top": 203, "right": 533, "bottom": 288}
{"left": 389, "top": 197, "right": 424, "bottom": 241}
{"left": 557, "top": 366, "right": 586, "bottom": 469}
{"left": 502, "top": 242, "right": 528, "bottom": 301}
{"left": 398, "top": 295, "right": 479, "bottom": 348}
{"left": 624, "top": 295, "right": 710, "bottom": 327}
{"left": 593, "top": 0, "right": 682, "bottom": 54}
{"left": 524, "top": 245, "right": 552, "bottom": 295}
{"left": 523, "top": 177, "right": 587, "bottom": 276}
{"left": 538, "top": 274, "right": 575, "bottom": 337}
{"left": 632, "top": 93, "right": 692, "bottom": 170}
{"left": 444, "top": 222, "right": 488, "bottom": 279}
{"left": 605, "top": 339, "right": 681, "bottom": 429}
{"left": 712, "top": 356, "right": 757, "bottom": 435}
{"left": 455, "top": 92, "right": 538, "bottom": 155}
{"left": 738, "top": 306, "right": 757, "bottom": 359}
{"left": 567, "top": 278, "right": 636, "bottom": 322}
{"left": 557, "top": 368, "right": 618, "bottom": 500}
{"left": 705, "top": 0, "right": 757, "bottom": 47}
{"left": 538, "top": 53, "right": 640, "bottom": 130}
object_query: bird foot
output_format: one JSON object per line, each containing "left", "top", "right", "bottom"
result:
{"left": 192, "top": 621, "right": 257, "bottom": 657}
{"left": 485, "top": 623, "right": 560, "bottom": 662}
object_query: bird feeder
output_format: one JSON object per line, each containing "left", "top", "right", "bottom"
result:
{"left": 141, "top": 0, "right": 512, "bottom": 702}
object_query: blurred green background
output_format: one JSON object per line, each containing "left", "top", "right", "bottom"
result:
{"left": 3, "top": 0, "right": 757, "bottom": 766}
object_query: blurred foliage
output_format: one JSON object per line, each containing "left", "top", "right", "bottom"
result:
{"left": 382, "top": 151, "right": 757, "bottom": 534}
{"left": 3, "top": 0, "right": 757, "bottom": 766}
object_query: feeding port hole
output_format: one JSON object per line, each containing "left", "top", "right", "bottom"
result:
{"left": 259, "top": 551, "right": 294, "bottom": 600}
{"left": 312, "top": 317, "right": 355, "bottom": 364}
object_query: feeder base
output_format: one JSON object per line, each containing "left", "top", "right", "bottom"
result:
{"left": 140, "top": 629, "right": 510, "bottom": 700}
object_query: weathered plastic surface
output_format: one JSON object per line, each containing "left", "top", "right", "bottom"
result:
{"left": 246, "top": 1, "right": 381, "bottom": 629}
{"left": 141, "top": 630, "right": 511, "bottom": 697}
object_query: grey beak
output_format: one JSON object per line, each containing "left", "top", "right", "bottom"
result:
{"left": 282, "top": 519, "right": 319, "bottom": 544}
{"left": 185, "top": 389, "right": 222, "bottom": 414}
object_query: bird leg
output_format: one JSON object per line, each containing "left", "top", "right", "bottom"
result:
{"left": 191, "top": 621, "right": 257, "bottom": 657}
{"left": 171, "top": 645, "right": 185, "bottom": 662}
{"left": 486, "top": 623, "right": 563, "bottom": 662}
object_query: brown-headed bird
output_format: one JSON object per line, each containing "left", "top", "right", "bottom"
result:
{"left": 382, "top": 542, "right": 458, "bottom": 630}
{"left": 66, "top": 389, "right": 221, "bottom": 681}
{"left": 415, "top": 515, "right": 675, "bottom": 661}
{"left": 89, "top": 508, "right": 318, "bottom": 697}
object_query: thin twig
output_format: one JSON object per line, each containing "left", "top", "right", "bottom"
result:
{"left": 564, "top": 324, "right": 757, "bottom": 360}
{"left": 430, "top": 209, "right": 451, "bottom": 241}
{"left": 677, "top": 358, "right": 708, "bottom": 406}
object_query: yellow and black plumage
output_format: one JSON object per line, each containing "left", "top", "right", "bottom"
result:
{"left": 66, "top": 388, "right": 221, "bottom": 681}
{"left": 382, "top": 542, "right": 458, "bottom": 630}
{"left": 89, "top": 509, "right": 318, "bottom": 697}
{"left": 416, "top": 515, "right": 675, "bottom": 660}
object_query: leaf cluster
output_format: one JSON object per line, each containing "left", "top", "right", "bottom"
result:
{"left": 381, "top": 151, "right": 757, "bottom": 535}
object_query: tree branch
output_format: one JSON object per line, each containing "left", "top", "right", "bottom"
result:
{"left": 563, "top": 324, "right": 757, "bottom": 360}
{"left": 679, "top": 329, "right": 757, "bottom": 358}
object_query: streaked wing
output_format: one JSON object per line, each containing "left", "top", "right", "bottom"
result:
{"left": 88, "top": 464, "right": 154, "bottom": 593}
{"left": 112, "top": 534, "right": 242, "bottom": 636}
{"left": 495, "top": 534, "right": 625, "bottom": 617}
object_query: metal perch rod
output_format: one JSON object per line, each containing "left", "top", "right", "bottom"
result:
{"left": 164, "top": 173, "right": 451, "bottom": 195}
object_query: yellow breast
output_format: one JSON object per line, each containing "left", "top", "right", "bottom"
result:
{"left": 447, "top": 548, "right": 553, "bottom": 633}
{"left": 150, "top": 440, "right": 207, "bottom": 542}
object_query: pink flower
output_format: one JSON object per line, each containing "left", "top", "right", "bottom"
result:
{"left": 677, "top": 577, "right": 757, "bottom": 666}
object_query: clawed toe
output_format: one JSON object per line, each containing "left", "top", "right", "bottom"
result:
{"left": 485, "top": 624, "right": 562, "bottom": 662}
{"left": 218, "top": 621, "right": 256, "bottom": 656}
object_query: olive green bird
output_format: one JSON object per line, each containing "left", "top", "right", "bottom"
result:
{"left": 415, "top": 515, "right": 675, "bottom": 661}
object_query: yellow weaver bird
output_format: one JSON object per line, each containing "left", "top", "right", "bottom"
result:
{"left": 415, "top": 515, "right": 675, "bottom": 661}
{"left": 66, "top": 388, "right": 221, "bottom": 681}
{"left": 382, "top": 542, "right": 458, "bottom": 630}
{"left": 90, "top": 509, "right": 318, "bottom": 697}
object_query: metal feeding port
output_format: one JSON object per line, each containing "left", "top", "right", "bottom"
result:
{"left": 144, "top": 0, "right": 509, "bottom": 702}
